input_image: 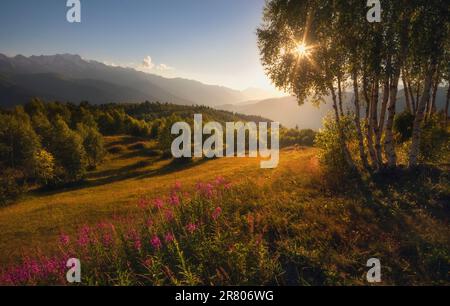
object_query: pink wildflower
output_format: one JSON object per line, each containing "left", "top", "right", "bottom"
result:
{"left": 169, "top": 193, "right": 180, "bottom": 206}
{"left": 164, "top": 232, "right": 175, "bottom": 243}
{"left": 212, "top": 207, "right": 222, "bottom": 221}
{"left": 150, "top": 235, "right": 162, "bottom": 250}
{"left": 59, "top": 233, "right": 70, "bottom": 246}
{"left": 154, "top": 198, "right": 164, "bottom": 209}
{"left": 173, "top": 181, "right": 182, "bottom": 191}
{"left": 164, "top": 209, "right": 175, "bottom": 222}
{"left": 134, "top": 239, "right": 142, "bottom": 251}
{"left": 186, "top": 223, "right": 198, "bottom": 234}
{"left": 138, "top": 197, "right": 149, "bottom": 209}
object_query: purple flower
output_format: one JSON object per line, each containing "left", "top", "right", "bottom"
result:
{"left": 173, "top": 181, "right": 182, "bottom": 191}
{"left": 164, "top": 209, "right": 175, "bottom": 222}
{"left": 164, "top": 232, "right": 175, "bottom": 243}
{"left": 138, "top": 197, "right": 149, "bottom": 209}
{"left": 134, "top": 239, "right": 142, "bottom": 251}
{"left": 169, "top": 193, "right": 180, "bottom": 206}
{"left": 212, "top": 207, "right": 222, "bottom": 221}
{"left": 150, "top": 235, "right": 162, "bottom": 250}
{"left": 59, "top": 233, "right": 70, "bottom": 246}
{"left": 186, "top": 223, "right": 198, "bottom": 234}
{"left": 154, "top": 198, "right": 164, "bottom": 209}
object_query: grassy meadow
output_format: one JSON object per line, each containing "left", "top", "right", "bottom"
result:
{"left": 0, "top": 135, "right": 448, "bottom": 285}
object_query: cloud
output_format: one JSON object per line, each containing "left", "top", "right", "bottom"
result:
{"left": 142, "top": 56, "right": 155, "bottom": 69}
{"left": 156, "top": 63, "right": 174, "bottom": 71}
{"left": 138, "top": 55, "right": 175, "bottom": 75}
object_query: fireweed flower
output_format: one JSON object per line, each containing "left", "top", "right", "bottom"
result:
{"left": 215, "top": 176, "right": 226, "bottom": 185}
{"left": 134, "top": 239, "right": 142, "bottom": 251}
{"left": 154, "top": 198, "right": 164, "bottom": 209}
{"left": 169, "top": 193, "right": 180, "bottom": 206}
{"left": 196, "top": 182, "right": 214, "bottom": 198}
{"left": 102, "top": 232, "right": 113, "bottom": 247}
{"left": 164, "top": 232, "right": 175, "bottom": 243}
{"left": 59, "top": 233, "right": 70, "bottom": 246}
{"left": 164, "top": 209, "right": 175, "bottom": 222}
{"left": 186, "top": 223, "right": 198, "bottom": 234}
{"left": 77, "top": 225, "right": 91, "bottom": 247}
{"left": 138, "top": 197, "right": 150, "bottom": 209}
{"left": 173, "top": 181, "right": 182, "bottom": 191}
{"left": 151, "top": 235, "right": 162, "bottom": 250}
{"left": 212, "top": 207, "right": 222, "bottom": 221}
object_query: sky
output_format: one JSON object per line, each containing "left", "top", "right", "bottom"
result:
{"left": 0, "top": 0, "right": 285, "bottom": 95}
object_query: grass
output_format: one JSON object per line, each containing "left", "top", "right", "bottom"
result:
{"left": 0, "top": 136, "right": 448, "bottom": 285}
{"left": 0, "top": 136, "right": 304, "bottom": 266}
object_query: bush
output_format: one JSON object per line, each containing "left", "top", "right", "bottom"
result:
{"left": 419, "top": 115, "right": 450, "bottom": 163}
{"left": 314, "top": 114, "right": 357, "bottom": 190}
{"left": 0, "top": 169, "right": 25, "bottom": 206}
{"left": 393, "top": 111, "right": 415, "bottom": 142}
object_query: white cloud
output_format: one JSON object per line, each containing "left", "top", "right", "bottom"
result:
{"left": 142, "top": 56, "right": 155, "bottom": 69}
{"left": 156, "top": 63, "right": 174, "bottom": 71}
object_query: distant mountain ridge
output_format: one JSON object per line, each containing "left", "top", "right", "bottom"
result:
{"left": 0, "top": 53, "right": 273, "bottom": 107}
{"left": 218, "top": 88, "right": 448, "bottom": 130}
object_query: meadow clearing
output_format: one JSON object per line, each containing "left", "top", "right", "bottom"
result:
{"left": 0, "top": 135, "right": 448, "bottom": 285}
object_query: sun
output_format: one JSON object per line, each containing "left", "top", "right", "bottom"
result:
{"left": 296, "top": 43, "right": 312, "bottom": 57}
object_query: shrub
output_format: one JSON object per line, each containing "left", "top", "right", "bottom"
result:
{"left": 0, "top": 169, "right": 25, "bottom": 206}
{"left": 393, "top": 111, "right": 415, "bottom": 142}
{"left": 314, "top": 114, "right": 357, "bottom": 190}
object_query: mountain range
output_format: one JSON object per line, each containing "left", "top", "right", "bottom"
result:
{"left": 217, "top": 89, "right": 448, "bottom": 130}
{"left": 0, "top": 53, "right": 275, "bottom": 107}
{"left": 0, "top": 53, "right": 447, "bottom": 130}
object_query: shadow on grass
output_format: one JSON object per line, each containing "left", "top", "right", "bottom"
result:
{"left": 31, "top": 156, "right": 212, "bottom": 198}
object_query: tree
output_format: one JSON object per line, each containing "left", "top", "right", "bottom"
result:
{"left": 77, "top": 123, "right": 105, "bottom": 169}
{"left": 50, "top": 116, "right": 87, "bottom": 183}
{"left": 408, "top": 1, "right": 448, "bottom": 168}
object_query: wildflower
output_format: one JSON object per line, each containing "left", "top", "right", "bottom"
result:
{"left": 138, "top": 197, "right": 149, "bottom": 209}
{"left": 212, "top": 207, "right": 222, "bottom": 221}
{"left": 196, "top": 182, "right": 214, "bottom": 198}
{"left": 215, "top": 176, "right": 225, "bottom": 185}
{"left": 77, "top": 225, "right": 91, "bottom": 247}
{"left": 186, "top": 223, "right": 198, "bottom": 234}
{"left": 146, "top": 218, "right": 153, "bottom": 228}
{"left": 164, "top": 232, "right": 175, "bottom": 243}
{"left": 164, "top": 209, "right": 175, "bottom": 222}
{"left": 154, "top": 198, "right": 164, "bottom": 209}
{"left": 144, "top": 258, "right": 153, "bottom": 267}
{"left": 134, "top": 239, "right": 142, "bottom": 251}
{"left": 59, "top": 233, "right": 70, "bottom": 246}
{"left": 173, "top": 181, "right": 182, "bottom": 191}
{"left": 169, "top": 193, "right": 180, "bottom": 206}
{"left": 150, "top": 235, "right": 162, "bottom": 250}
{"left": 102, "top": 232, "right": 113, "bottom": 247}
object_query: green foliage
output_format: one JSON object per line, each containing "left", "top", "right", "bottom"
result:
{"left": 280, "top": 128, "right": 316, "bottom": 147}
{"left": 158, "top": 114, "right": 186, "bottom": 157}
{"left": 50, "top": 117, "right": 88, "bottom": 183}
{"left": 0, "top": 112, "right": 41, "bottom": 175}
{"left": 394, "top": 111, "right": 415, "bottom": 142}
{"left": 77, "top": 123, "right": 105, "bottom": 169}
{"left": 0, "top": 169, "right": 25, "bottom": 207}
{"left": 419, "top": 115, "right": 450, "bottom": 163}
{"left": 32, "top": 149, "right": 56, "bottom": 185}
{"left": 314, "top": 114, "right": 356, "bottom": 190}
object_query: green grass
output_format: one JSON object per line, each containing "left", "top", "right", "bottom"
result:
{"left": 0, "top": 136, "right": 448, "bottom": 285}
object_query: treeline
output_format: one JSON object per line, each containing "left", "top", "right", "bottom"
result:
{"left": 258, "top": 0, "right": 449, "bottom": 174}
{"left": 0, "top": 99, "right": 313, "bottom": 205}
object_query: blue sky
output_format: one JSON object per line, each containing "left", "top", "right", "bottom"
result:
{"left": 0, "top": 0, "right": 283, "bottom": 94}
